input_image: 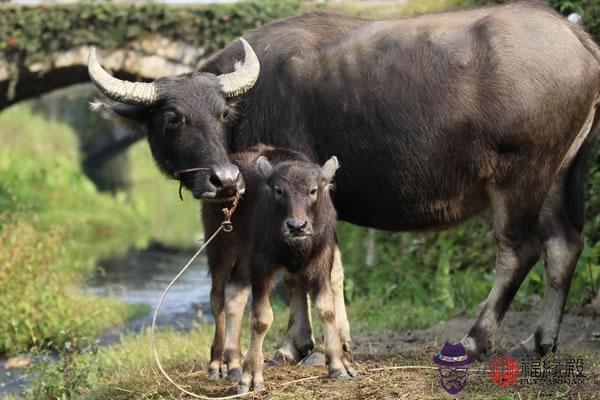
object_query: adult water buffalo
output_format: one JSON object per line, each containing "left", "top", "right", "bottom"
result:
{"left": 89, "top": 1, "right": 600, "bottom": 360}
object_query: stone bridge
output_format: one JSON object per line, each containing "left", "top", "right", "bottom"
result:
{"left": 0, "top": 35, "right": 205, "bottom": 112}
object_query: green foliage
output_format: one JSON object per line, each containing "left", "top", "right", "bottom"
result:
{"left": 0, "top": 104, "right": 150, "bottom": 356}
{"left": 0, "top": 0, "right": 299, "bottom": 89}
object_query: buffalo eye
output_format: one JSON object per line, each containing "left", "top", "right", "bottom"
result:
{"left": 274, "top": 186, "right": 284, "bottom": 198}
{"left": 162, "top": 111, "right": 182, "bottom": 131}
{"left": 219, "top": 107, "right": 230, "bottom": 122}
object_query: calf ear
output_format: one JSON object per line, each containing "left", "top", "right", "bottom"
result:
{"left": 321, "top": 156, "right": 339, "bottom": 183}
{"left": 256, "top": 156, "right": 273, "bottom": 180}
{"left": 90, "top": 100, "right": 147, "bottom": 134}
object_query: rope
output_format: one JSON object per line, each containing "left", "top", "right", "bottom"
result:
{"left": 150, "top": 189, "right": 435, "bottom": 398}
{"left": 151, "top": 191, "right": 253, "bottom": 399}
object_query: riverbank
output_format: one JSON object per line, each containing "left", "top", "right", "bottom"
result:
{"left": 5, "top": 309, "right": 597, "bottom": 399}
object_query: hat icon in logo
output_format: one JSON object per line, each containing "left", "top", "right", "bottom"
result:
{"left": 433, "top": 342, "right": 474, "bottom": 395}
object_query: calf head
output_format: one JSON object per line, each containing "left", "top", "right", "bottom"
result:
{"left": 87, "top": 39, "right": 259, "bottom": 201}
{"left": 256, "top": 155, "right": 339, "bottom": 248}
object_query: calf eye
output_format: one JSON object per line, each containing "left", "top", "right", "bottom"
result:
{"left": 309, "top": 187, "right": 318, "bottom": 197}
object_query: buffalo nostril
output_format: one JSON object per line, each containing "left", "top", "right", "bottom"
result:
{"left": 209, "top": 172, "right": 223, "bottom": 188}
{"left": 286, "top": 218, "right": 308, "bottom": 231}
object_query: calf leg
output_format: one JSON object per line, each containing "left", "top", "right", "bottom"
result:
{"left": 274, "top": 245, "right": 350, "bottom": 364}
{"left": 273, "top": 274, "right": 314, "bottom": 364}
{"left": 463, "top": 184, "right": 546, "bottom": 358}
{"left": 208, "top": 283, "right": 226, "bottom": 380}
{"left": 310, "top": 276, "right": 357, "bottom": 379}
{"left": 223, "top": 282, "right": 250, "bottom": 381}
{"left": 239, "top": 277, "right": 273, "bottom": 394}
{"left": 331, "top": 247, "right": 352, "bottom": 353}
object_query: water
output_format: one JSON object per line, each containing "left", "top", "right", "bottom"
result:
{"left": 0, "top": 246, "right": 213, "bottom": 397}
{"left": 88, "top": 247, "right": 213, "bottom": 319}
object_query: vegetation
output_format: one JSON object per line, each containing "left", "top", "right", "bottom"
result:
{"left": 1, "top": 0, "right": 600, "bottom": 398}
{"left": 0, "top": 103, "right": 151, "bottom": 355}
{"left": 10, "top": 320, "right": 600, "bottom": 399}
{"left": 0, "top": 0, "right": 300, "bottom": 98}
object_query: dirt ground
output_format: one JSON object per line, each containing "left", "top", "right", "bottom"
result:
{"left": 144, "top": 311, "right": 599, "bottom": 400}
{"left": 353, "top": 311, "right": 600, "bottom": 357}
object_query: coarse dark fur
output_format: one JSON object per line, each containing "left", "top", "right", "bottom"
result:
{"left": 94, "top": 1, "right": 600, "bottom": 358}
{"left": 202, "top": 144, "right": 351, "bottom": 391}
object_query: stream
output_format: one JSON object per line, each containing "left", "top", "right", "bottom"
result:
{"left": 0, "top": 246, "right": 213, "bottom": 398}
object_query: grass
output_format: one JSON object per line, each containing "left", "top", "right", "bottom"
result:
{"left": 14, "top": 310, "right": 600, "bottom": 400}
{"left": 0, "top": 103, "right": 151, "bottom": 355}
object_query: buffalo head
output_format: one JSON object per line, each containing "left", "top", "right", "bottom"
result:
{"left": 88, "top": 39, "right": 259, "bottom": 201}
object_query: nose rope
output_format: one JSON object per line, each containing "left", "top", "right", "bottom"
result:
{"left": 152, "top": 188, "right": 435, "bottom": 398}
{"left": 151, "top": 190, "right": 253, "bottom": 400}
{"left": 173, "top": 167, "right": 212, "bottom": 202}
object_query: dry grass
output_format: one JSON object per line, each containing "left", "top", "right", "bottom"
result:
{"left": 69, "top": 324, "right": 600, "bottom": 400}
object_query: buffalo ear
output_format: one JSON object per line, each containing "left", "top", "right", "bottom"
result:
{"left": 256, "top": 156, "right": 273, "bottom": 180}
{"left": 90, "top": 100, "right": 147, "bottom": 134}
{"left": 321, "top": 156, "right": 339, "bottom": 184}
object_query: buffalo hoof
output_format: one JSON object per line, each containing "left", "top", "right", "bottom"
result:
{"left": 227, "top": 367, "right": 242, "bottom": 381}
{"left": 207, "top": 368, "right": 220, "bottom": 381}
{"left": 299, "top": 351, "right": 326, "bottom": 367}
{"left": 329, "top": 369, "right": 351, "bottom": 380}
{"left": 508, "top": 345, "right": 527, "bottom": 359}
{"left": 237, "top": 384, "right": 249, "bottom": 395}
{"left": 267, "top": 350, "right": 294, "bottom": 368}
{"left": 254, "top": 382, "right": 265, "bottom": 391}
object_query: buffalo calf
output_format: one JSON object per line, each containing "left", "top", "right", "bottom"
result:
{"left": 202, "top": 145, "right": 355, "bottom": 393}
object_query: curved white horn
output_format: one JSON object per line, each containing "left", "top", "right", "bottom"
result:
{"left": 217, "top": 38, "right": 260, "bottom": 98}
{"left": 87, "top": 47, "right": 158, "bottom": 105}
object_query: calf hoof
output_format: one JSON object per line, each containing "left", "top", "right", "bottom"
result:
{"left": 346, "top": 366, "right": 358, "bottom": 378}
{"left": 237, "top": 384, "right": 249, "bottom": 395}
{"left": 254, "top": 382, "right": 265, "bottom": 391}
{"left": 299, "top": 351, "right": 326, "bottom": 367}
{"left": 207, "top": 368, "right": 220, "bottom": 381}
{"left": 329, "top": 369, "right": 351, "bottom": 380}
{"left": 227, "top": 367, "right": 242, "bottom": 381}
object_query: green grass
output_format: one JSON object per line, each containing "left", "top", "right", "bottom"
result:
{"left": 0, "top": 103, "right": 151, "bottom": 355}
{"left": 16, "top": 310, "right": 600, "bottom": 400}
{"left": 127, "top": 140, "right": 202, "bottom": 248}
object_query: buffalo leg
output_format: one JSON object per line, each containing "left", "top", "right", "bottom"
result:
{"left": 463, "top": 184, "right": 546, "bottom": 357}
{"left": 239, "top": 276, "right": 273, "bottom": 394}
{"left": 223, "top": 282, "right": 250, "bottom": 381}
{"left": 516, "top": 178, "right": 584, "bottom": 356}
{"left": 273, "top": 274, "right": 314, "bottom": 364}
